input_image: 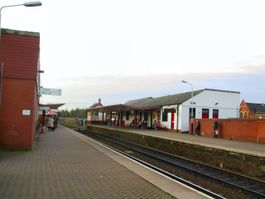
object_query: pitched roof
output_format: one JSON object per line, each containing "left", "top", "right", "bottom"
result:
{"left": 246, "top": 103, "right": 265, "bottom": 114}
{"left": 89, "top": 102, "right": 103, "bottom": 109}
{"left": 125, "top": 90, "right": 204, "bottom": 108}
{"left": 88, "top": 88, "right": 240, "bottom": 112}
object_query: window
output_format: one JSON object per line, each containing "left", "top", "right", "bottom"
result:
{"left": 240, "top": 112, "right": 243, "bottom": 118}
{"left": 162, "top": 111, "right": 168, "bottom": 121}
{"left": 202, "top": 109, "right": 209, "bottom": 119}
{"left": 189, "top": 108, "right": 196, "bottom": 118}
{"left": 244, "top": 112, "right": 248, "bottom": 118}
{"left": 126, "top": 111, "right": 130, "bottom": 120}
{"left": 144, "top": 111, "right": 148, "bottom": 121}
{"left": 213, "top": 109, "right": 219, "bottom": 119}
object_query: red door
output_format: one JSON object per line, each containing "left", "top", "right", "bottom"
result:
{"left": 171, "top": 112, "right": 175, "bottom": 129}
{"left": 202, "top": 109, "right": 209, "bottom": 119}
{"left": 213, "top": 109, "right": 219, "bottom": 119}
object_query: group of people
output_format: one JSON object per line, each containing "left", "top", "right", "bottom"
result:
{"left": 137, "top": 120, "right": 148, "bottom": 129}
{"left": 130, "top": 119, "right": 163, "bottom": 130}
{"left": 152, "top": 120, "right": 161, "bottom": 130}
{"left": 129, "top": 119, "right": 147, "bottom": 128}
{"left": 39, "top": 111, "right": 57, "bottom": 133}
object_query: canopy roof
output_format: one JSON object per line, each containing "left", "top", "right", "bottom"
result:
{"left": 39, "top": 103, "right": 65, "bottom": 110}
{"left": 88, "top": 88, "right": 239, "bottom": 113}
{"left": 88, "top": 90, "right": 202, "bottom": 112}
{"left": 88, "top": 104, "right": 161, "bottom": 112}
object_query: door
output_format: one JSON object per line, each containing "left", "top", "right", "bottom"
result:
{"left": 171, "top": 112, "right": 175, "bottom": 129}
{"left": 213, "top": 109, "right": 219, "bottom": 119}
{"left": 202, "top": 109, "right": 209, "bottom": 119}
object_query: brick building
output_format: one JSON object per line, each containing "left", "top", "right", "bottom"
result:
{"left": 240, "top": 100, "right": 265, "bottom": 119}
{"left": 0, "top": 28, "right": 40, "bottom": 149}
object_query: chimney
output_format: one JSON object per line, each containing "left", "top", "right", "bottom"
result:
{"left": 98, "top": 98, "right": 101, "bottom": 104}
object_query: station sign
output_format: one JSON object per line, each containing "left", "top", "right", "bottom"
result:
{"left": 39, "top": 106, "right": 50, "bottom": 111}
{"left": 40, "top": 88, "right": 62, "bottom": 96}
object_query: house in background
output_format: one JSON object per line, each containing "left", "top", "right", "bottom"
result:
{"left": 87, "top": 98, "right": 104, "bottom": 124}
{"left": 240, "top": 100, "right": 265, "bottom": 119}
{"left": 87, "top": 89, "right": 240, "bottom": 132}
{"left": 0, "top": 29, "right": 40, "bottom": 149}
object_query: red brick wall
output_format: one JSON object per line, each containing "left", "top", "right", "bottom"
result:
{"left": 0, "top": 29, "right": 40, "bottom": 149}
{"left": 0, "top": 79, "right": 37, "bottom": 148}
{"left": 0, "top": 31, "right": 39, "bottom": 80}
{"left": 192, "top": 119, "right": 265, "bottom": 143}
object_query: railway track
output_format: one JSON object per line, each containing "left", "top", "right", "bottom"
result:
{"left": 78, "top": 130, "right": 265, "bottom": 199}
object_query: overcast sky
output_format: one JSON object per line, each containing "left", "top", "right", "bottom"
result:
{"left": 1, "top": 0, "right": 265, "bottom": 109}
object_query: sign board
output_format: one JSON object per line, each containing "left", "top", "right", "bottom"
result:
{"left": 39, "top": 106, "right": 50, "bottom": 111}
{"left": 22, "top": 109, "right": 31, "bottom": 116}
{"left": 40, "top": 88, "right": 62, "bottom": 96}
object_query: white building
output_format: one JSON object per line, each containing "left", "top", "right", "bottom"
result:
{"left": 160, "top": 89, "right": 240, "bottom": 132}
{"left": 87, "top": 89, "right": 240, "bottom": 132}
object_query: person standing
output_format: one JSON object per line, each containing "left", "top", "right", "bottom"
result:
{"left": 47, "top": 117, "right": 54, "bottom": 132}
{"left": 196, "top": 120, "right": 201, "bottom": 136}
{"left": 214, "top": 120, "right": 219, "bottom": 138}
{"left": 39, "top": 110, "right": 46, "bottom": 134}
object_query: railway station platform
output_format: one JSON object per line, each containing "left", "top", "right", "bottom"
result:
{"left": 121, "top": 127, "right": 265, "bottom": 157}
{"left": 87, "top": 125, "right": 265, "bottom": 180}
{"left": 0, "top": 125, "right": 209, "bottom": 199}
{"left": 88, "top": 125, "right": 265, "bottom": 157}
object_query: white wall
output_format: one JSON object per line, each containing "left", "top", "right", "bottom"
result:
{"left": 87, "top": 111, "right": 104, "bottom": 121}
{"left": 183, "top": 90, "right": 240, "bottom": 111}
{"left": 180, "top": 89, "right": 240, "bottom": 132}
{"left": 161, "top": 105, "right": 179, "bottom": 130}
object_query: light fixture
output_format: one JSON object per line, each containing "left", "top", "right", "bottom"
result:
{"left": 181, "top": 80, "right": 193, "bottom": 98}
{"left": 0, "top": 1, "right": 42, "bottom": 40}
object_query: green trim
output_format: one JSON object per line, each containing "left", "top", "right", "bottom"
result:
{"left": 1, "top": 28, "right": 39, "bottom": 37}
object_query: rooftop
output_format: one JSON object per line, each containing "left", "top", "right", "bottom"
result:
{"left": 246, "top": 103, "right": 265, "bottom": 114}
{"left": 1, "top": 28, "right": 39, "bottom": 37}
{"left": 89, "top": 88, "right": 240, "bottom": 112}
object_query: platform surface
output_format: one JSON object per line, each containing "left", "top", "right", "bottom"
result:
{"left": 0, "top": 125, "right": 209, "bottom": 199}
{"left": 92, "top": 125, "right": 265, "bottom": 157}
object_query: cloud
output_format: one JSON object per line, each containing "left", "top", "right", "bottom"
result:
{"left": 41, "top": 69, "right": 265, "bottom": 110}
{"left": 239, "top": 64, "right": 265, "bottom": 73}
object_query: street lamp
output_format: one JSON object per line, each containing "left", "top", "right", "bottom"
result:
{"left": 182, "top": 80, "right": 195, "bottom": 119}
{"left": 0, "top": 1, "right": 42, "bottom": 40}
{"left": 181, "top": 80, "right": 193, "bottom": 99}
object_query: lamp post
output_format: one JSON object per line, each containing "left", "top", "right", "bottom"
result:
{"left": 181, "top": 80, "right": 195, "bottom": 119}
{"left": 181, "top": 80, "right": 193, "bottom": 99}
{"left": 0, "top": 1, "right": 42, "bottom": 40}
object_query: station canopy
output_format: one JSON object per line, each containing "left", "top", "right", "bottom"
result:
{"left": 39, "top": 103, "right": 65, "bottom": 110}
{"left": 88, "top": 104, "right": 161, "bottom": 113}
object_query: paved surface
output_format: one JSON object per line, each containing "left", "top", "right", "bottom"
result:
{"left": 0, "top": 125, "right": 209, "bottom": 199}
{"left": 94, "top": 125, "right": 265, "bottom": 157}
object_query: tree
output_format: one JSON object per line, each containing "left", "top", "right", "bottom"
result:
{"left": 59, "top": 108, "right": 88, "bottom": 118}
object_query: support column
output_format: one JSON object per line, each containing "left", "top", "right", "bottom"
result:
{"left": 102, "top": 112, "right": 104, "bottom": 125}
